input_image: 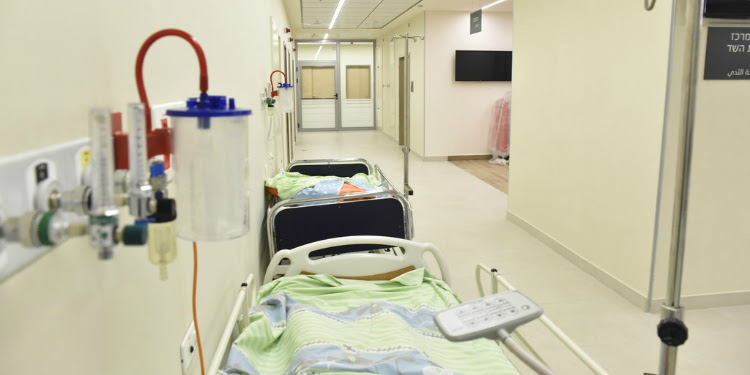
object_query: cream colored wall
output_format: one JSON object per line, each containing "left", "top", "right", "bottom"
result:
{"left": 671, "top": 24, "right": 750, "bottom": 298}
{"left": 423, "top": 11, "right": 512, "bottom": 157}
{"left": 297, "top": 43, "right": 337, "bottom": 61}
{"left": 507, "top": 0, "right": 672, "bottom": 298}
{"left": 376, "top": 13, "right": 425, "bottom": 155}
{"left": 0, "top": 0, "right": 291, "bottom": 374}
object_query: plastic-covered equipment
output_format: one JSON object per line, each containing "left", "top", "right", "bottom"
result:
{"left": 276, "top": 83, "right": 295, "bottom": 113}
{"left": 488, "top": 91, "right": 511, "bottom": 165}
{"left": 167, "top": 94, "right": 251, "bottom": 241}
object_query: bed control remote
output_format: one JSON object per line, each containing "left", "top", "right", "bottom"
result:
{"left": 434, "top": 291, "right": 543, "bottom": 342}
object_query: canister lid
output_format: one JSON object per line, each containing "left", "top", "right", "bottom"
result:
{"left": 166, "top": 94, "right": 251, "bottom": 118}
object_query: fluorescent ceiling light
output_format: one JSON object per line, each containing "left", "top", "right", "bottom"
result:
{"left": 314, "top": 46, "right": 323, "bottom": 60}
{"left": 481, "top": 0, "right": 508, "bottom": 10}
{"left": 328, "top": 0, "right": 346, "bottom": 29}
{"left": 324, "top": 33, "right": 329, "bottom": 40}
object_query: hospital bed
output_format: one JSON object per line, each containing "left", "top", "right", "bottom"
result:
{"left": 266, "top": 159, "right": 414, "bottom": 257}
{"left": 208, "top": 236, "right": 609, "bottom": 375}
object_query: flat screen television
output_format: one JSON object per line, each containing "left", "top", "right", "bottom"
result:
{"left": 455, "top": 50, "right": 512, "bottom": 82}
{"left": 705, "top": 0, "right": 750, "bottom": 19}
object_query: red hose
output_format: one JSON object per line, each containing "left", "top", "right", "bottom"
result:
{"left": 269, "top": 70, "right": 288, "bottom": 86}
{"left": 135, "top": 29, "right": 209, "bottom": 132}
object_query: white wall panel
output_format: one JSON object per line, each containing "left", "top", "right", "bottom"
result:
{"left": 342, "top": 99, "right": 374, "bottom": 127}
{"left": 301, "top": 99, "right": 336, "bottom": 129}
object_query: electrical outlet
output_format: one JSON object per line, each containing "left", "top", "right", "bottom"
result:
{"left": 180, "top": 321, "right": 198, "bottom": 374}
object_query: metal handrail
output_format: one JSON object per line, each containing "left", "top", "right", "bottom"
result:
{"left": 475, "top": 264, "right": 609, "bottom": 375}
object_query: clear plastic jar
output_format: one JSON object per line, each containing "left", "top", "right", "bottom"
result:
{"left": 168, "top": 95, "right": 251, "bottom": 241}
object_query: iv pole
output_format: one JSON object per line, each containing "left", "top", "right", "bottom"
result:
{"left": 648, "top": 0, "right": 701, "bottom": 373}
{"left": 391, "top": 33, "right": 424, "bottom": 200}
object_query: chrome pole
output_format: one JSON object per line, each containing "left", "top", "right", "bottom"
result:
{"left": 652, "top": 0, "right": 702, "bottom": 373}
{"left": 391, "top": 33, "right": 423, "bottom": 199}
{"left": 404, "top": 33, "right": 412, "bottom": 199}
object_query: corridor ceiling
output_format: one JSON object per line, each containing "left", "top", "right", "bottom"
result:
{"left": 284, "top": 0, "right": 513, "bottom": 39}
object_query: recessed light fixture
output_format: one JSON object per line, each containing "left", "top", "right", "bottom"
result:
{"left": 329, "top": 0, "right": 347, "bottom": 29}
{"left": 324, "top": 33, "right": 329, "bottom": 40}
{"left": 481, "top": 0, "right": 508, "bottom": 10}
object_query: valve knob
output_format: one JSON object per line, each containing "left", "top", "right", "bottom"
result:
{"left": 121, "top": 225, "right": 148, "bottom": 246}
{"left": 657, "top": 317, "right": 689, "bottom": 346}
{"left": 150, "top": 198, "right": 177, "bottom": 223}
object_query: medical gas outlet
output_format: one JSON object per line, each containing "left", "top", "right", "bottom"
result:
{"left": 0, "top": 209, "right": 146, "bottom": 251}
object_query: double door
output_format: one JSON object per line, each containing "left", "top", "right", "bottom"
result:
{"left": 297, "top": 41, "right": 375, "bottom": 131}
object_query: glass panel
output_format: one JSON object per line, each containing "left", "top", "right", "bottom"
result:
{"left": 301, "top": 67, "right": 336, "bottom": 99}
{"left": 346, "top": 66, "right": 371, "bottom": 99}
{"left": 297, "top": 42, "right": 337, "bottom": 61}
{"left": 340, "top": 42, "right": 374, "bottom": 128}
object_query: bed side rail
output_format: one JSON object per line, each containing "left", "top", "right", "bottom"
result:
{"left": 267, "top": 191, "right": 413, "bottom": 256}
{"left": 475, "top": 264, "right": 609, "bottom": 375}
{"left": 287, "top": 158, "right": 373, "bottom": 177}
{"left": 265, "top": 236, "right": 450, "bottom": 285}
{"left": 208, "top": 273, "right": 257, "bottom": 375}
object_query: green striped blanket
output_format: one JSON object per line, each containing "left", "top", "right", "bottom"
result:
{"left": 222, "top": 268, "right": 520, "bottom": 375}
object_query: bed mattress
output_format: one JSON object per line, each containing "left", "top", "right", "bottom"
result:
{"left": 222, "top": 268, "right": 520, "bottom": 375}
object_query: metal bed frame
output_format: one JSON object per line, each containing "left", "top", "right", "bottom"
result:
{"left": 209, "top": 236, "right": 609, "bottom": 375}
{"left": 266, "top": 159, "right": 414, "bottom": 257}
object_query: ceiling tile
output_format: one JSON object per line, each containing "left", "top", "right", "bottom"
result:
{"left": 300, "top": 0, "right": 422, "bottom": 29}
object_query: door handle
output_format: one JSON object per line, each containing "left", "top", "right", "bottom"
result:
{"left": 334, "top": 93, "right": 339, "bottom": 100}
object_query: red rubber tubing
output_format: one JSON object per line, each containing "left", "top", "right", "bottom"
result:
{"left": 269, "top": 70, "right": 288, "bottom": 86}
{"left": 135, "top": 29, "right": 209, "bottom": 132}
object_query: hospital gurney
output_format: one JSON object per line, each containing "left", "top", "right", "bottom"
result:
{"left": 209, "top": 236, "right": 609, "bottom": 375}
{"left": 266, "top": 159, "right": 414, "bottom": 257}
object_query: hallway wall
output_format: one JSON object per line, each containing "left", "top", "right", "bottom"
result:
{"left": 507, "top": 0, "right": 672, "bottom": 306}
{"left": 0, "top": 0, "right": 292, "bottom": 373}
{"left": 509, "top": 0, "right": 750, "bottom": 309}
{"left": 424, "top": 11, "right": 513, "bottom": 157}
{"left": 376, "top": 13, "right": 426, "bottom": 155}
{"left": 660, "top": 23, "right": 750, "bottom": 302}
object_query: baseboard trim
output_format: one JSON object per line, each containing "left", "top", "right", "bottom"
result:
{"left": 649, "top": 291, "right": 750, "bottom": 312}
{"left": 422, "top": 156, "right": 448, "bottom": 161}
{"left": 508, "top": 211, "right": 750, "bottom": 311}
{"left": 447, "top": 154, "right": 492, "bottom": 161}
{"left": 507, "top": 211, "right": 651, "bottom": 310}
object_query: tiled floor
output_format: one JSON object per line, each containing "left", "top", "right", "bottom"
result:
{"left": 293, "top": 129, "right": 750, "bottom": 375}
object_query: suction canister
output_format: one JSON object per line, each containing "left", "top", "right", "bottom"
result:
{"left": 167, "top": 94, "right": 251, "bottom": 241}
